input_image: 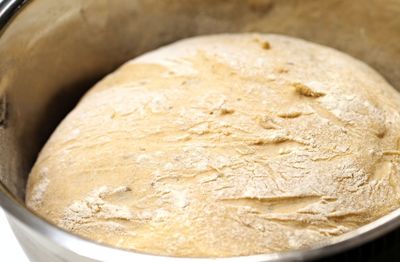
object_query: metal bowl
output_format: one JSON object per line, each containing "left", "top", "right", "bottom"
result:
{"left": 1, "top": 0, "right": 400, "bottom": 261}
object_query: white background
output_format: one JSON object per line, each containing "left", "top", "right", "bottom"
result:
{"left": 0, "top": 208, "right": 29, "bottom": 261}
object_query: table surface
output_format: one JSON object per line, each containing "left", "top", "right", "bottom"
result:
{"left": 0, "top": 208, "right": 29, "bottom": 262}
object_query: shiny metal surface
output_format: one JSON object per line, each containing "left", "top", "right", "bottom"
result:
{"left": 0, "top": 0, "right": 400, "bottom": 261}
{"left": 0, "top": 0, "right": 25, "bottom": 28}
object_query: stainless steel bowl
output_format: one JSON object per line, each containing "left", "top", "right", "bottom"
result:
{"left": 1, "top": 0, "right": 400, "bottom": 261}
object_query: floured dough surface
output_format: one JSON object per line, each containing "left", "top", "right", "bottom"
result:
{"left": 26, "top": 34, "right": 400, "bottom": 257}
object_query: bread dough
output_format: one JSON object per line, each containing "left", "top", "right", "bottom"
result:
{"left": 26, "top": 34, "right": 400, "bottom": 257}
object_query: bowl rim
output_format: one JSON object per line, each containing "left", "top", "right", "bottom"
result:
{"left": 1, "top": 0, "right": 400, "bottom": 261}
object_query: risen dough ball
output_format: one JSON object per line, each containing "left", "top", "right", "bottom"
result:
{"left": 26, "top": 34, "right": 400, "bottom": 257}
